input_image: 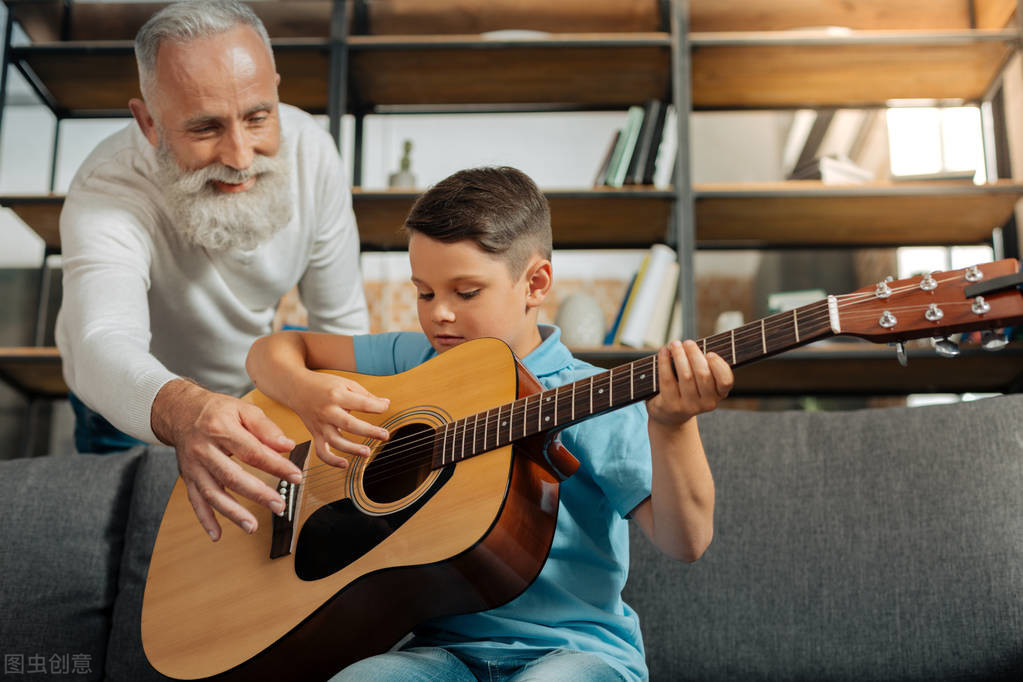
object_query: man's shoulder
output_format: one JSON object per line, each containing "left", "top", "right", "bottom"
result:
{"left": 70, "top": 123, "right": 153, "bottom": 190}
{"left": 279, "top": 103, "right": 333, "bottom": 147}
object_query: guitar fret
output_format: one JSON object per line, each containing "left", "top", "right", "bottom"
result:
{"left": 730, "top": 329, "right": 736, "bottom": 365}
{"left": 472, "top": 413, "right": 478, "bottom": 456}
{"left": 608, "top": 367, "right": 613, "bottom": 406}
{"left": 460, "top": 418, "right": 466, "bottom": 461}
{"left": 571, "top": 382, "right": 576, "bottom": 420}
{"left": 761, "top": 318, "right": 766, "bottom": 354}
{"left": 554, "top": 387, "right": 559, "bottom": 427}
{"left": 522, "top": 396, "right": 528, "bottom": 438}
{"left": 629, "top": 362, "right": 634, "bottom": 401}
{"left": 443, "top": 421, "right": 451, "bottom": 465}
{"left": 793, "top": 308, "right": 800, "bottom": 343}
{"left": 589, "top": 376, "right": 594, "bottom": 414}
{"left": 484, "top": 408, "right": 490, "bottom": 451}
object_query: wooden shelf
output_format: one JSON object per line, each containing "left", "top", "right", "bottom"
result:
{"left": 691, "top": 29, "right": 1017, "bottom": 109}
{"left": 693, "top": 180, "right": 1023, "bottom": 247}
{"left": 10, "top": 40, "right": 330, "bottom": 116}
{"left": 0, "top": 194, "right": 62, "bottom": 250}
{"left": 6, "top": 1, "right": 334, "bottom": 42}
{"left": 353, "top": 187, "right": 675, "bottom": 250}
{"left": 7, "top": 181, "right": 1018, "bottom": 251}
{"left": 689, "top": 0, "right": 1017, "bottom": 32}
{"left": 0, "top": 347, "right": 68, "bottom": 399}
{"left": 347, "top": 34, "right": 671, "bottom": 110}
{"left": 576, "top": 343, "right": 1023, "bottom": 395}
{"left": 10, "top": 25, "right": 1018, "bottom": 114}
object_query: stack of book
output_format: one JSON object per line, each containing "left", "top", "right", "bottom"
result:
{"left": 594, "top": 100, "right": 676, "bottom": 188}
{"left": 604, "top": 243, "right": 681, "bottom": 349}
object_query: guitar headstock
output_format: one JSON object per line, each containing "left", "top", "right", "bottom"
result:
{"left": 836, "top": 258, "right": 1023, "bottom": 343}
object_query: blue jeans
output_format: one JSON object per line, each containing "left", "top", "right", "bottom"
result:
{"left": 69, "top": 392, "right": 146, "bottom": 454}
{"left": 330, "top": 646, "right": 627, "bottom": 682}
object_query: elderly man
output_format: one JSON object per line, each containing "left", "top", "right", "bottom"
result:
{"left": 56, "top": 0, "right": 387, "bottom": 541}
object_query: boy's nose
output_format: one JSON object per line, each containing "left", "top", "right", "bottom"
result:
{"left": 432, "top": 304, "right": 455, "bottom": 323}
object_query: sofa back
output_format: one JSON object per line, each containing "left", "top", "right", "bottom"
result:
{"left": 625, "top": 394, "right": 1023, "bottom": 680}
{"left": 2, "top": 395, "right": 1021, "bottom": 681}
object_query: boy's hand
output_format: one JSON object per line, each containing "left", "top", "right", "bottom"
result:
{"left": 292, "top": 371, "right": 391, "bottom": 467}
{"left": 647, "top": 339, "right": 733, "bottom": 426}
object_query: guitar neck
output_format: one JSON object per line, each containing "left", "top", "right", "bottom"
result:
{"left": 433, "top": 299, "right": 837, "bottom": 468}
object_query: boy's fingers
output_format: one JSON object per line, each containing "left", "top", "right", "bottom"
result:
{"left": 708, "top": 353, "right": 735, "bottom": 397}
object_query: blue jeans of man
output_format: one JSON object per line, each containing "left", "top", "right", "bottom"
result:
{"left": 69, "top": 392, "right": 146, "bottom": 454}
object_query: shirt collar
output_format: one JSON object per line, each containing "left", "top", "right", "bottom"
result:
{"left": 522, "top": 324, "right": 575, "bottom": 378}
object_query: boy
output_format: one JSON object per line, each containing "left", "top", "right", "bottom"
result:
{"left": 246, "top": 166, "right": 733, "bottom": 680}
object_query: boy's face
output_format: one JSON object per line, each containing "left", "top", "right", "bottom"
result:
{"left": 409, "top": 233, "right": 548, "bottom": 358}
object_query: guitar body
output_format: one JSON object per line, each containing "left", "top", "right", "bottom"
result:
{"left": 142, "top": 338, "right": 575, "bottom": 681}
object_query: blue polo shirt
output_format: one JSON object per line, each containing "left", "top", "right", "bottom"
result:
{"left": 352, "top": 325, "right": 653, "bottom": 680}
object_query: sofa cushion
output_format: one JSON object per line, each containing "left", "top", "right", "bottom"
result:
{"left": 624, "top": 395, "right": 1023, "bottom": 681}
{"left": 0, "top": 448, "right": 143, "bottom": 681}
{"left": 105, "top": 446, "right": 178, "bottom": 682}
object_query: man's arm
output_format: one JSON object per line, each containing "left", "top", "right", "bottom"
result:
{"left": 59, "top": 181, "right": 324, "bottom": 542}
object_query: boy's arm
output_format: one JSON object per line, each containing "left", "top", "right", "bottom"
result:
{"left": 632, "top": 340, "right": 732, "bottom": 562}
{"left": 246, "top": 331, "right": 390, "bottom": 467}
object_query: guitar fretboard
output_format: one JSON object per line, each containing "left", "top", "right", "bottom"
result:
{"left": 432, "top": 299, "right": 835, "bottom": 468}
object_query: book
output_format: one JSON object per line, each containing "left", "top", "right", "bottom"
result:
{"left": 640, "top": 101, "right": 667, "bottom": 185}
{"left": 593, "top": 129, "right": 621, "bottom": 186}
{"left": 612, "top": 253, "right": 651, "bottom": 345}
{"left": 618, "top": 243, "right": 678, "bottom": 348}
{"left": 652, "top": 104, "right": 677, "bottom": 188}
{"left": 641, "top": 259, "right": 679, "bottom": 348}
{"left": 625, "top": 99, "right": 664, "bottom": 185}
{"left": 603, "top": 270, "right": 636, "bottom": 345}
{"left": 605, "top": 105, "right": 645, "bottom": 188}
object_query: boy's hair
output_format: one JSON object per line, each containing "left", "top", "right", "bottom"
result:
{"left": 135, "top": 0, "right": 274, "bottom": 103}
{"left": 403, "top": 166, "right": 553, "bottom": 278}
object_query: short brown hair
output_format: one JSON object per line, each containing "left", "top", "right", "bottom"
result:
{"left": 403, "top": 166, "right": 552, "bottom": 278}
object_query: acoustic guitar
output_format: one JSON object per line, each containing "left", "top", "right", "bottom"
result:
{"left": 142, "top": 259, "right": 1023, "bottom": 681}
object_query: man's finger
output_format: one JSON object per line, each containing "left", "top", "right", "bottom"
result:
{"left": 184, "top": 477, "right": 222, "bottom": 542}
{"left": 202, "top": 436, "right": 289, "bottom": 515}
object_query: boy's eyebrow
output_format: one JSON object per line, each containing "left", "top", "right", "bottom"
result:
{"left": 410, "top": 275, "right": 485, "bottom": 285}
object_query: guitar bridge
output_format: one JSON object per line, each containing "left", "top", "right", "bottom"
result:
{"left": 270, "top": 441, "right": 310, "bottom": 559}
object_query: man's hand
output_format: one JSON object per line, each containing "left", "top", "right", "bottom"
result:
{"left": 152, "top": 378, "right": 301, "bottom": 542}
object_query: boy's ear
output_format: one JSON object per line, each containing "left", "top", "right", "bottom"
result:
{"left": 524, "top": 258, "right": 553, "bottom": 309}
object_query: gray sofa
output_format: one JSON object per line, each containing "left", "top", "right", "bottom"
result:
{"left": 2, "top": 395, "right": 1021, "bottom": 681}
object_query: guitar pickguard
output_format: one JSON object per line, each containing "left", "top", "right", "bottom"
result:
{"left": 294, "top": 463, "right": 454, "bottom": 581}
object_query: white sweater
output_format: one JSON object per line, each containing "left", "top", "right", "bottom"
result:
{"left": 56, "top": 104, "right": 369, "bottom": 443}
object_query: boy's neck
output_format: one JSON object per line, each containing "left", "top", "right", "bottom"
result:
{"left": 510, "top": 324, "right": 544, "bottom": 359}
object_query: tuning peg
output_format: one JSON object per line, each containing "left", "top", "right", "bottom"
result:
{"left": 981, "top": 329, "right": 1008, "bottom": 351}
{"left": 931, "top": 336, "right": 960, "bottom": 358}
{"left": 891, "top": 341, "right": 908, "bottom": 367}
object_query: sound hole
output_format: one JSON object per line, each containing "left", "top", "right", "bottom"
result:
{"left": 363, "top": 422, "right": 435, "bottom": 504}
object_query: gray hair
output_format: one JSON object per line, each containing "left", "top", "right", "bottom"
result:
{"left": 135, "top": 0, "right": 274, "bottom": 102}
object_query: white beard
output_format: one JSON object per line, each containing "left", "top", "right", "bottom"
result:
{"left": 156, "top": 138, "right": 293, "bottom": 252}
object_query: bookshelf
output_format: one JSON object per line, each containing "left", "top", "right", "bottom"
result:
{"left": 1, "top": 0, "right": 1021, "bottom": 398}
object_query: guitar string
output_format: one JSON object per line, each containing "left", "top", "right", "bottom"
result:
{"left": 293, "top": 288, "right": 997, "bottom": 489}
{"left": 300, "top": 305, "right": 997, "bottom": 492}
{"left": 296, "top": 295, "right": 993, "bottom": 489}
{"left": 298, "top": 361, "right": 661, "bottom": 494}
